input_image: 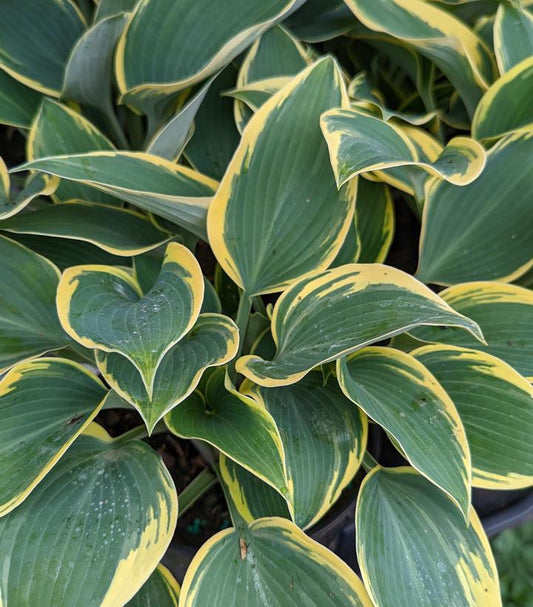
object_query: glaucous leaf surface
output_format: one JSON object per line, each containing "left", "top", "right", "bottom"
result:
{"left": 0, "top": 358, "right": 106, "bottom": 516}
{"left": 237, "top": 263, "right": 483, "bottom": 387}
{"left": 208, "top": 57, "right": 356, "bottom": 295}
{"left": 0, "top": 235, "right": 68, "bottom": 370}
{"left": 417, "top": 127, "right": 533, "bottom": 285}
{"left": 57, "top": 242, "right": 203, "bottom": 393}
{"left": 409, "top": 282, "right": 533, "bottom": 379}
{"left": 180, "top": 517, "right": 372, "bottom": 607}
{"left": 414, "top": 345, "right": 533, "bottom": 489}
{"left": 494, "top": 3, "right": 533, "bottom": 74}
{"left": 357, "top": 467, "right": 501, "bottom": 607}
{"left": 0, "top": 430, "right": 178, "bottom": 607}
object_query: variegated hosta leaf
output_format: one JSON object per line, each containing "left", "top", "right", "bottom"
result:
{"left": 16, "top": 152, "right": 218, "bottom": 239}
{"left": 355, "top": 180, "right": 394, "bottom": 263}
{"left": 166, "top": 370, "right": 288, "bottom": 498}
{"left": 237, "top": 263, "right": 483, "bottom": 388}
{"left": 96, "top": 314, "right": 238, "bottom": 431}
{"left": 233, "top": 25, "right": 310, "bottom": 132}
{"left": 472, "top": 57, "right": 533, "bottom": 141}
{"left": 408, "top": 282, "right": 533, "bottom": 380}
{"left": 219, "top": 455, "right": 291, "bottom": 521}
{"left": 2, "top": 202, "right": 170, "bottom": 256}
{"left": 0, "top": 70, "right": 42, "bottom": 129}
{"left": 348, "top": 73, "right": 436, "bottom": 126}
{"left": 0, "top": 358, "right": 107, "bottom": 516}
{"left": 0, "top": 0, "right": 86, "bottom": 96}
{"left": 413, "top": 345, "right": 533, "bottom": 489}
{"left": 0, "top": 429, "right": 178, "bottom": 607}
{"left": 94, "top": 0, "right": 138, "bottom": 21}
{"left": 28, "top": 99, "right": 120, "bottom": 205}
{"left": 180, "top": 517, "right": 372, "bottom": 607}
{"left": 286, "top": 0, "right": 356, "bottom": 43}
{"left": 343, "top": 0, "right": 495, "bottom": 117}
{"left": 62, "top": 13, "right": 129, "bottom": 146}
{"left": 115, "top": 0, "right": 304, "bottom": 109}
{"left": 0, "top": 235, "right": 68, "bottom": 371}
{"left": 126, "top": 564, "right": 180, "bottom": 607}
{"left": 417, "top": 127, "right": 533, "bottom": 285}
{"left": 494, "top": 3, "right": 533, "bottom": 75}
{"left": 208, "top": 57, "right": 356, "bottom": 296}
{"left": 242, "top": 372, "right": 367, "bottom": 528}
{"left": 320, "top": 108, "right": 485, "bottom": 188}
{"left": 0, "top": 158, "right": 58, "bottom": 220}
{"left": 146, "top": 77, "right": 215, "bottom": 161}
{"left": 57, "top": 242, "right": 203, "bottom": 394}
{"left": 357, "top": 466, "right": 501, "bottom": 607}
{"left": 337, "top": 347, "right": 470, "bottom": 516}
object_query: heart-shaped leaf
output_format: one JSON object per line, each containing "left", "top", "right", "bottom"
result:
{"left": 57, "top": 242, "right": 203, "bottom": 394}
{"left": 414, "top": 344, "right": 533, "bottom": 489}
{"left": 2, "top": 202, "right": 170, "bottom": 256}
{"left": 356, "top": 466, "right": 500, "bottom": 607}
{"left": 126, "top": 564, "right": 180, "bottom": 607}
{"left": 337, "top": 347, "right": 470, "bottom": 516}
{"left": 0, "top": 358, "right": 107, "bottom": 516}
{"left": 180, "top": 517, "right": 372, "bottom": 607}
{"left": 408, "top": 282, "right": 533, "bottom": 380}
{"left": 15, "top": 152, "right": 218, "bottom": 239}
{"left": 207, "top": 57, "right": 356, "bottom": 296}
{"left": 96, "top": 314, "right": 238, "bottom": 431}
{"left": 321, "top": 108, "right": 485, "bottom": 188}
{"left": 0, "top": 235, "right": 69, "bottom": 371}
{"left": 0, "top": 0, "right": 85, "bottom": 96}
{"left": 0, "top": 429, "right": 177, "bottom": 607}
{"left": 417, "top": 127, "right": 533, "bottom": 285}
{"left": 237, "top": 264, "right": 483, "bottom": 387}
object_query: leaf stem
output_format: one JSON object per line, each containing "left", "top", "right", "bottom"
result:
{"left": 178, "top": 468, "right": 218, "bottom": 516}
{"left": 229, "top": 292, "right": 252, "bottom": 381}
{"left": 252, "top": 295, "right": 267, "bottom": 317}
{"left": 362, "top": 450, "right": 379, "bottom": 473}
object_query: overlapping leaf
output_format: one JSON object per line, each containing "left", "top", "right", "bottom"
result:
{"left": 338, "top": 347, "right": 470, "bottom": 515}
{"left": 0, "top": 159, "right": 58, "bottom": 220}
{"left": 414, "top": 344, "right": 533, "bottom": 489}
{"left": 16, "top": 152, "right": 218, "bottom": 238}
{"left": 343, "top": 0, "right": 495, "bottom": 117}
{"left": 166, "top": 370, "right": 288, "bottom": 498}
{"left": 357, "top": 466, "right": 501, "bottom": 607}
{"left": 0, "top": 358, "right": 107, "bottom": 516}
{"left": 0, "top": 70, "right": 42, "bottom": 129}
{"left": 321, "top": 108, "right": 485, "bottom": 188}
{"left": 0, "top": 0, "right": 86, "bottom": 96}
{"left": 494, "top": 3, "right": 533, "bottom": 74}
{"left": 472, "top": 57, "right": 533, "bottom": 141}
{"left": 115, "top": 0, "right": 305, "bottom": 109}
{"left": 409, "top": 282, "right": 533, "bottom": 380}
{"left": 208, "top": 57, "right": 356, "bottom": 295}
{"left": 97, "top": 314, "right": 238, "bottom": 431}
{"left": 0, "top": 235, "right": 69, "bottom": 370}
{"left": 417, "top": 127, "right": 533, "bottom": 285}
{"left": 237, "top": 263, "right": 483, "bottom": 387}
{"left": 57, "top": 242, "right": 203, "bottom": 394}
{"left": 355, "top": 180, "right": 394, "bottom": 263}
{"left": 180, "top": 517, "right": 372, "bottom": 607}
{"left": 127, "top": 564, "right": 180, "bottom": 607}
{"left": 2, "top": 202, "right": 170, "bottom": 256}
{"left": 0, "top": 430, "right": 178, "bottom": 607}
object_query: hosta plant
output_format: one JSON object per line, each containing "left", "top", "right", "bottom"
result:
{"left": 1, "top": 0, "right": 533, "bottom": 605}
